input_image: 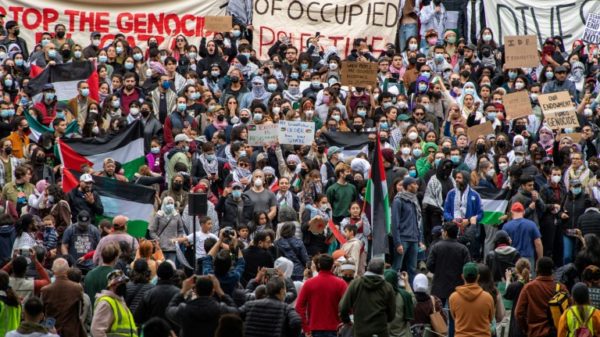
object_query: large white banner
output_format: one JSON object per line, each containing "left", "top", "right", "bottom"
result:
{"left": 485, "top": 0, "right": 600, "bottom": 49}
{"left": 0, "top": 0, "right": 227, "bottom": 51}
{"left": 252, "top": 0, "right": 399, "bottom": 59}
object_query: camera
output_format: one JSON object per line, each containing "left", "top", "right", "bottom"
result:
{"left": 222, "top": 227, "right": 235, "bottom": 240}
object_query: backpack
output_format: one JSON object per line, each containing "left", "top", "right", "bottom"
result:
{"left": 569, "top": 306, "right": 595, "bottom": 337}
{"left": 548, "top": 283, "right": 570, "bottom": 330}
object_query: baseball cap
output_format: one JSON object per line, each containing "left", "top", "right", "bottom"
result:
{"left": 555, "top": 65, "right": 568, "bottom": 73}
{"left": 106, "top": 269, "right": 129, "bottom": 288}
{"left": 77, "top": 210, "right": 91, "bottom": 225}
{"left": 90, "top": 32, "right": 101, "bottom": 39}
{"left": 327, "top": 146, "right": 343, "bottom": 159}
{"left": 231, "top": 182, "right": 243, "bottom": 190}
{"left": 511, "top": 202, "right": 525, "bottom": 213}
{"left": 403, "top": 176, "right": 418, "bottom": 188}
{"left": 463, "top": 262, "right": 479, "bottom": 278}
{"left": 80, "top": 173, "right": 94, "bottom": 183}
{"left": 174, "top": 134, "right": 191, "bottom": 143}
{"left": 413, "top": 273, "right": 429, "bottom": 292}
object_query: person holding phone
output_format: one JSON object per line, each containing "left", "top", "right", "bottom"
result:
{"left": 6, "top": 297, "right": 59, "bottom": 337}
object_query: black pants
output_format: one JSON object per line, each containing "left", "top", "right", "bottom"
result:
{"left": 422, "top": 204, "right": 443, "bottom": 245}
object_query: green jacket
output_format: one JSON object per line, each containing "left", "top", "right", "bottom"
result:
{"left": 339, "top": 274, "right": 397, "bottom": 337}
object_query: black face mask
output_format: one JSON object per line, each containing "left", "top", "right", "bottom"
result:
{"left": 61, "top": 50, "right": 71, "bottom": 59}
{"left": 13, "top": 29, "right": 20, "bottom": 37}
{"left": 115, "top": 283, "right": 127, "bottom": 297}
{"left": 217, "top": 114, "right": 225, "bottom": 122}
{"left": 457, "top": 49, "right": 465, "bottom": 56}
{"left": 342, "top": 276, "right": 354, "bottom": 283}
{"left": 36, "top": 156, "right": 45, "bottom": 163}
{"left": 345, "top": 174, "right": 354, "bottom": 183}
{"left": 442, "top": 147, "right": 450, "bottom": 155}
{"left": 317, "top": 146, "right": 325, "bottom": 153}
{"left": 513, "top": 125, "right": 525, "bottom": 134}
{"left": 172, "top": 182, "right": 183, "bottom": 191}
{"left": 408, "top": 57, "right": 417, "bottom": 65}
{"left": 141, "top": 110, "right": 150, "bottom": 118}
{"left": 288, "top": 165, "right": 297, "bottom": 172}
{"left": 476, "top": 144, "right": 485, "bottom": 154}
{"left": 416, "top": 61, "right": 425, "bottom": 71}
{"left": 300, "top": 168, "right": 308, "bottom": 176}
{"left": 4, "top": 147, "right": 12, "bottom": 155}
{"left": 56, "top": 31, "right": 66, "bottom": 38}
{"left": 240, "top": 117, "right": 250, "bottom": 124}
{"left": 354, "top": 125, "right": 363, "bottom": 132}
{"left": 230, "top": 76, "right": 240, "bottom": 83}
{"left": 149, "top": 42, "right": 158, "bottom": 49}
{"left": 482, "top": 49, "right": 491, "bottom": 58}
{"left": 451, "top": 79, "right": 461, "bottom": 87}
{"left": 497, "top": 140, "right": 506, "bottom": 148}
{"left": 381, "top": 137, "right": 389, "bottom": 143}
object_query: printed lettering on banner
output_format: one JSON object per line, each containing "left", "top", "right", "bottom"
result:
{"left": 0, "top": 0, "right": 226, "bottom": 52}
{"left": 252, "top": 0, "right": 400, "bottom": 59}
{"left": 278, "top": 121, "right": 315, "bottom": 146}
{"left": 538, "top": 91, "right": 580, "bottom": 130}
{"left": 584, "top": 13, "right": 600, "bottom": 44}
{"left": 248, "top": 123, "right": 279, "bottom": 146}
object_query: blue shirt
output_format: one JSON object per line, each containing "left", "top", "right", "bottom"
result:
{"left": 502, "top": 218, "right": 541, "bottom": 258}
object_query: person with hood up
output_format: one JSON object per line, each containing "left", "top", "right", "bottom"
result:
{"left": 160, "top": 173, "right": 189, "bottom": 215}
{"left": 383, "top": 269, "right": 415, "bottom": 337}
{"left": 239, "top": 76, "right": 271, "bottom": 109}
{"left": 274, "top": 222, "right": 308, "bottom": 281}
{"left": 147, "top": 196, "right": 185, "bottom": 262}
{"left": 166, "top": 134, "right": 192, "bottom": 184}
{"left": 423, "top": 158, "right": 455, "bottom": 245}
{"left": 392, "top": 176, "right": 422, "bottom": 283}
{"left": 198, "top": 39, "right": 229, "bottom": 76}
{"left": 449, "top": 262, "right": 495, "bottom": 337}
{"left": 339, "top": 259, "right": 396, "bottom": 337}
{"left": 485, "top": 230, "right": 520, "bottom": 282}
{"left": 246, "top": 257, "right": 297, "bottom": 303}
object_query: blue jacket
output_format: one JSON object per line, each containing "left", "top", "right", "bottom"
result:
{"left": 274, "top": 237, "right": 309, "bottom": 279}
{"left": 443, "top": 188, "right": 484, "bottom": 222}
{"left": 392, "top": 194, "right": 421, "bottom": 246}
{"left": 542, "top": 79, "right": 578, "bottom": 103}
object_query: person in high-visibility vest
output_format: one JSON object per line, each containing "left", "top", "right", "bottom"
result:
{"left": 91, "top": 269, "right": 138, "bottom": 337}
{"left": 558, "top": 282, "right": 600, "bottom": 337}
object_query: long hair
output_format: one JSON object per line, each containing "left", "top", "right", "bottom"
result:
{"left": 0, "top": 270, "right": 19, "bottom": 306}
{"left": 478, "top": 263, "right": 498, "bottom": 304}
{"left": 515, "top": 258, "right": 531, "bottom": 284}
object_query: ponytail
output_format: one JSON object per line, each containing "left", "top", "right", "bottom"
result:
{"left": 515, "top": 258, "right": 531, "bottom": 283}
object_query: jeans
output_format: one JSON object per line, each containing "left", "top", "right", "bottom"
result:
{"left": 392, "top": 240, "right": 418, "bottom": 284}
{"left": 563, "top": 235, "right": 575, "bottom": 265}
{"left": 398, "top": 23, "right": 418, "bottom": 51}
{"left": 311, "top": 331, "right": 337, "bottom": 337}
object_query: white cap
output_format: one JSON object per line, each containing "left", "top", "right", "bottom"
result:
{"left": 80, "top": 173, "right": 94, "bottom": 183}
{"left": 174, "top": 134, "right": 191, "bottom": 143}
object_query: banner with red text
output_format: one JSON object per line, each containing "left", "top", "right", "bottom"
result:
{"left": 252, "top": 0, "right": 399, "bottom": 59}
{"left": 0, "top": 0, "right": 227, "bottom": 52}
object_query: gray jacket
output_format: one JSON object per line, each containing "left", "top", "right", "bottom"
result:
{"left": 148, "top": 212, "right": 185, "bottom": 252}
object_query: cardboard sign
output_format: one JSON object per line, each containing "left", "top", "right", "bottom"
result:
{"left": 503, "top": 91, "right": 533, "bottom": 120}
{"left": 538, "top": 91, "right": 580, "bottom": 130}
{"left": 467, "top": 122, "right": 494, "bottom": 140}
{"left": 278, "top": 121, "right": 315, "bottom": 146}
{"left": 340, "top": 61, "right": 379, "bottom": 87}
{"left": 504, "top": 35, "right": 539, "bottom": 68}
{"left": 584, "top": 13, "right": 600, "bottom": 44}
{"left": 557, "top": 133, "right": 583, "bottom": 143}
{"left": 204, "top": 16, "right": 232, "bottom": 32}
{"left": 248, "top": 123, "right": 279, "bottom": 146}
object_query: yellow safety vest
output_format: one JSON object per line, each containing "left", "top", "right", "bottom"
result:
{"left": 96, "top": 295, "right": 138, "bottom": 337}
{"left": 566, "top": 305, "right": 595, "bottom": 337}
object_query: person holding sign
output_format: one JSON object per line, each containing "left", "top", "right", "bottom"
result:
{"left": 542, "top": 66, "right": 578, "bottom": 103}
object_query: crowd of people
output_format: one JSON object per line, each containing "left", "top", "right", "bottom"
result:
{"left": 2, "top": 0, "right": 600, "bottom": 336}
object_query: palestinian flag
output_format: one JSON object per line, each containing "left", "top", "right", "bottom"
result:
{"left": 27, "top": 61, "right": 99, "bottom": 102}
{"left": 63, "top": 169, "right": 155, "bottom": 238}
{"left": 320, "top": 131, "right": 370, "bottom": 158}
{"left": 57, "top": 121, "right": 145, "bottom": 180}
{"left": 365, "top": 134, "right": 391, "bottom": 256}
{"left": 24, "top": 110, "right": 79, "bottom": 142}
{"left": 473, "top": 186, "right": 510, "bottom": 226}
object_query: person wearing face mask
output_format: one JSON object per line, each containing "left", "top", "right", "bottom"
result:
{"left": 150, "top": 73, "right": 178, "bottom": 125}
{"left": 326, "top": 163, "right": 358, "bottom": 224}
{"left": 302, "top": 73, "right": 324, "bottom": 101}
{"left": 32, "top": 84, "right": 59, "bottom": 126}
{"left": 125, "top": 101, "right": 142, "bottom": 125}
{"left": 240, "top": 76, "right": 272, "bottom": 109}
{"left": 419, "top": 1, "right": 447, "bottom": 49}
{"left": 423, "top": 159, "right": 455, "bottom": 245}
{"left": 82, "top": 32, "right": 102, "bottom": 59}
{"left": 216, "top": 181, "right": 255, "bottom": 230}
{"left": 147, "top": 196, "right": 185, "bottom": 262}
{"left": 245, "top": 170, "right": 278, "bottom": 223}
{"left": 91, "top": 269, "right": 138, "bottom": 337}
{"left": 510, "top": 175, "right": 546, "bottom": 227}
{"left": 539, "top": 166, "right": 567, "bottom": 261}
{"left": 559, "top": 178, "right": 588, "bottom": 265}
{"left": 542, "top": 65, "right": 578, "bottom": 102}
{"left": 163, "top": 97, "right": 199, "bottom": 144}
{"left": 67, "top": 81, "right": 97, "bottom": 127}
{"left": 0, "top": 21, "right": 29, "bottom": 61}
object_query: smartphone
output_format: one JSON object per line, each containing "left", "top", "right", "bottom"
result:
{"left": 42, "top": 317, "right": 56, "bottom": 329}
{"left": 566, "top": 228, "right": 578, "bottom": 237}
{"left": 19, "top": 249, "right": 30, "bottom": 258}
{"left": 265, "top": 268, "right": 277, "bottom": 279}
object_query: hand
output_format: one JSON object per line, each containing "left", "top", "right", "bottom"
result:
{"left": 505, "top": 268, "right": 513, "bottom": 282}
{"left": 181, "top": 276, "right": 195, "bottom": 294}
{"left": 208, "top": 274, "right": 224, "bottom": 296}
{"left": 396, "top": 244, "right": 404, "bottom": 255}
{"left": 223, "top": 186, "right": 232, "bottom": 197}
{"left": 461, "top": 219, "right": 469, "bottom": 227}
{"left": 529, "top": 202, "right": 536, "bottom": 210}
{"left": 469, "top": 216, "right": 477, "bottom": 225}
{"left": 255, "top": 267, "right": 266, "bottom": 283}
{"left": 400, "top": 271, "right": 409, "bottom": 281}
{"left": 48, "top": 60, "right": 56, "bottom": 66}
{"left": 499, "top": 215, "right": 508, "bottom": 222}
{"left": 84, "top": 192, "right": 95, "bottom": 204}
{"left": 531, "top": 191, "right": 539, "bottom": 201}
{"left": 561, "top": 212, "right": 569, "bottom": 220}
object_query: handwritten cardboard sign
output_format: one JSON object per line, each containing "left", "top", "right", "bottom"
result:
{"left": 278, "top": 120, "right": 315, "bottom": 146}
{"left": 503, "top": 91, "right": 533, "bottom": 120}
{"left": 504, "top": 35, "right": 539, "bottom": 68}
{"left": 340, "top": 61, "right": 379, "bottom": 87}
{"left": 584, "top": 13, "right": 600, "bottom": 44}
{"left": 204, "top": 16, "right": 232, "bottom": 32}
{"left": 467, "top": 122, "right": 494, "bottom": 140}
{"left": 538, "top": 91, "right": 580, "bottom": 130}
{"left": 248, "top": 123, "right": 279, "bottom": 146}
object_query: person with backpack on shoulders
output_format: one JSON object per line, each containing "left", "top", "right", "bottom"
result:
{"left": 515, "top": 257, "right": 569, "bottom": 337}
{"left": 558, "top": 282, "right": 600, "bottom": 337}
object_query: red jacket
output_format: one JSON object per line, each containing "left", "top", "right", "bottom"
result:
{"left": 295, "top": 270, "right": 348, "bottom": 332}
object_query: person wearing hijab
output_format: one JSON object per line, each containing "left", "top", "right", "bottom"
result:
{"left": 147, "top": 196, "right": 185, "bottom": 262}
{"left": 240, "top": 76, "right": 271, "bottom": 109}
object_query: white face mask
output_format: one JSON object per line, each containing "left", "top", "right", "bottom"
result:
{"left": 551, "top": 175, "right": 562, "bottom": 184}
{"left": 254, "top": 178, "right": 263, "bottom": 187}
{"left": 408, "top": 132, "right": 418, "bottom": 141}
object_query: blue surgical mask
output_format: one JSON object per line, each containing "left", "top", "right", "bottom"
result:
{"left": 98, "top": 55, "right": 108, "bottom": 63}
{"left": 177, "top": 103, "right": 187, "bottom": 111}
{"left": 41, "top": 39, "right": 50, "bottom": 47}
{"left": 164, "top": 204, "right": 175, "bottom": 214}
{"left": 409, "top": 169, "right": 417, "bottom": 177}
{"left": 290, "top": 73, "right": 299, "bottom": 79}
{"left": 508, "top": 71, "right": 517, "bottom": 80}
{"left": 487, "top": 112, "right": 497, "bottom": 120}
{"left": 48, "top": 49, "right": 57, "bottom": 58}
{"left": 572, "top": 187, "right": 582, "bottom": 195}
{"left": 124, "top": 62, "right": 134, "bottom": 70}
{"left": 241, "top": 52, "right": 251, "bottom": 59}
{"left": 73, "top": 51, "right": 82, "bottom": 59}
{"left": 435, "top": 54, "right": 445, "bottom": 63}
{"left": 545, "top": 71, "right": 554, "bottom": 80}
{"left": 205, "top": 154, "right": 216, "bottom": 161}
{"left": 116, "top": 46, "right": 123, "bottom": 54}
{"left": 383, "top": 102, "right": 393, "bottom": 109}
{"left": 211, "top": 71, "right": 220, "bottom": 77}
{"left": 133, "top": 53, "right": 143, "bottom": 61}
{"left": 45, "top": 93, "right": 55, "bottom": 101}
{"left": 56, "top": 112, "right": 65, "bottom": 120}
{"left": 311, "top": 81, "right": 321, "bottom": 88}
{"left": 412, "top": 148, "right": 422, "bottom": 157}
{"left": 300, "top": 63, "right": 309, "bottom": 71}
{"left": 15, "top": 59, "right": 24, "bottom": 67}
{"left": 161, "top": 81, "right": 171, "bottom": 90}
{"left": 421, "top": 71, "right": 431, "bottom": 79}
{"left": 380, "top": 122, "right": 389, "bottom": 129}
{"left": 111, "top": 100, "right": 120, "bottom": 108}
{"left": 151, "top": 147, "right": 160, "bottom": 154}
{"left": 418, "top": 83, "right": 428, "bottom": 92}
{"left": 357, "top": 109, "right": 367, "bottom": 117}
{"left": 434, "top": 158, "right": 442, "bottom": 167}
{"left": 80, "top": 88, "right": 89, "bottom": 97}
{"left": 232, "top": 30, "right": 241, "bottom": 38}
{"left": 267, "top": 83, "right": 277, "bottom": 92}
{"left": 4, "top": 79, "right": 12, "bottom": 87}
{"left": 464, "top": 88, "right": 475, "bottom": 96}
{"left": 253, "top": 113, "right": 263, "bottom": 122}
{"left": 451, "top": 155, "right": 461, "bottom": 164}
{"left": 232, "top": 190, "right": 242, "bottom": 198}
{"left": 191, "top": 92, "right": 201, "bottom": 100}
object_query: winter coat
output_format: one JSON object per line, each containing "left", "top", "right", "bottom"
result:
{"left": 427, "top": 239, "right": 471, "bottom": 299}
{"left": 392, "top": 193, "right": 421, "bottom": 246}
{"left": 485, "top": 245, "right": 520, "bottom": 282}
{"left": 216, "top": 194, "right": 255, "bottom": 229}
{"left": 166, "top": 293, "right": 238, "bottom": 337}
{"left": 240, "top": 297, "right": 302, "bottom": 337}
{"left": 274, "top": 237, "right": 309, "bottom": 280}
{"left": 147, "top": 212, "right": 185, "bottom": 252}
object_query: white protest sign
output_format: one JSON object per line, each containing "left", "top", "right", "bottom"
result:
{"left": 278, "top": 121, "right": 315, "bottom": 146}
{"left": 584, "top": 13, "right": 600, "bottom": 44}
{"left": 485, "top": 0, "right": 600, "bottom": 51}
{"left": 248, "top": 123, "right": 279, "bottom": 146}
{"left": 0, "top": 0, "right": 226, "bottom": 52}
{"left": 252, "top": 0, "right": 400, "bottom": 59}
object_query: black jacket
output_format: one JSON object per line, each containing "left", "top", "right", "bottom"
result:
{"left": 216, "top": 194, "right": 255, "bottom": 229}
{"left": 166, "top": 293, "right": 238, "bottom": 337}
{"left": 577, "top": 208, "right": 600, "bottom": 237}
{"left": 427, "top": 238, "right": 471, "bottom": 299}
{"left": 240, "top": 297, "right": 302, "bottom": 337}
{"left": 67, "top": 188, "right": 104, "bottom": 223}
{"left": 135, "top": 281, "right": 180, "bottom": 328}
{"left": 561, "top": 192, "right": 587, "bottom": 231}
{"left": 485, "top": 246, "right": 520, "bottom": 282}
{"left": 242, "top": 245, "right": 274, "bottom": 285}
